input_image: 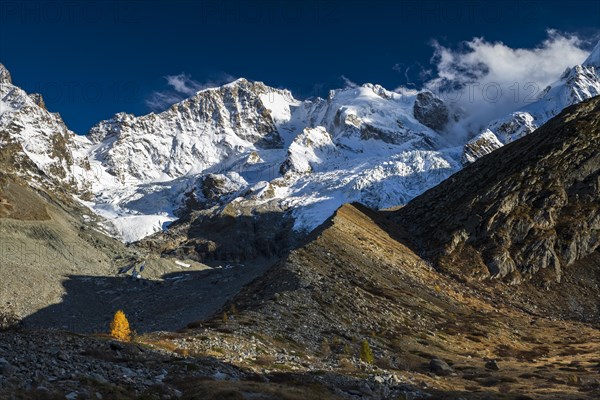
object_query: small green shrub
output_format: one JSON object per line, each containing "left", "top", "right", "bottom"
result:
{"left": 359, "top": 339, "right": 374, "bottom": 364}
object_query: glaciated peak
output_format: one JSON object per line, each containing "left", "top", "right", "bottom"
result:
{"left": 223, "top": 77, "right": 250, "bottom": 87}
{"left": 361, "top": 83, "right": 397, "bottom": 100}
{"left": 463, "top": 40, "right": 600, "bottom": 163}
{"left": 583, "top": 40, "right": 600, "bottom": 66}
{"left": 0, "top": 63, "right": 12, "bottom": 84}
{"left": 181, "top": 77, "right": 295, "bottom": 108}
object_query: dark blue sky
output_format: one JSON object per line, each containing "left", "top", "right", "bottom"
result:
{"left": 1, "top": 0, "right": 599, "bottom": 133}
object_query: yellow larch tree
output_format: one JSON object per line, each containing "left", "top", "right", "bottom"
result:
{"left": 110, "top": 310, "right": 132, "bottom": 341}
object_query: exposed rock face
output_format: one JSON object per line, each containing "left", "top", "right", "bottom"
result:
{"left": 145, "top": 198, "right": 296, "bottom": 262}
{"left": 0, "top": 73, "right": 77, "bottom": 188}
{"left": 28, "top": 93, "right": 46, "bottom": 110}
{"left": 461, "top": 130, "right": 503, "bottom": 164}
{"left": 280, "top": 127, "right": 337, "bottom": 174}
{"left": 86, "top": 79, "right": 287, "bottom": 182}
{"left": 413, "top": 91, "right": 450, "bottom": 132}
{"left": 394, "top": 97, "right": 600, "bottom": 283}
{"left": 0, "top": 131, "right": 40, "bottom": 178}
{"left": 200, "top": 173, "right": 246, "bottom": 204}
{"left": 0, "top": 63, "right": 12, "bottom": 84}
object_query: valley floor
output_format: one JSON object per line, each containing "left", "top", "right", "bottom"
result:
{"left": 21, "top": 258, "right": 275, "bottom": 334}
{"left": 3, "top": 204, "right": 600, "bottom": 399}
{"left": 1, "top": 312, "right": 599, "bottom": 399}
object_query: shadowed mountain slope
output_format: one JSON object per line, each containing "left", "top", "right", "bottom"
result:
{"left": 392, "top": 96, "right": 600, "bottom": 286}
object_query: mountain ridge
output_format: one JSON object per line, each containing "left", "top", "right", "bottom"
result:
{"left": 1, "top": 42, "right": 599, "bottom": 247}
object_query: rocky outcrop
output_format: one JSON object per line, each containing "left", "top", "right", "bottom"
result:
{"left": 461, "top": 130, "right": 503, "bottom": 164}
{"left": 28, "top": 93, "right": 46, "bottom": 110}
{"left": 394, "top": 96, "right": 600, "bottom": 283}
{"left": 280, "top": 127, "right": 337, "bottom": 174}
{"left": 413, "top": 91, "right": 450, "bottom": 132}
{"left": 199, "top": 173, "right": 246, "bottom": 205}
{"left": 0, "top": 63, "right": 11, "bottom": 84}
{"left": 149, "top": 198, "right": 296, "bottom": 262}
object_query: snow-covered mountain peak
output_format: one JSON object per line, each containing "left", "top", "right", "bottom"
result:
{"left": 84, "top": 82, "right": 289, "bottom": 183}
{"left": 65, "top": 76, "right": 460, "bottom": 241}
{"left": 326, "top": 83, "right": 404, "bottom": 104}
{"left": 223, "top": 76, "right": 250, "bottom": 86}
{"left": 188, "top": 77, "right": 295, "bottom": 104}
{"left": 0, "top": 63, "right": 79, "bottom": 188}
{"left": 360, "top": 83, "right": 398, "bottom": 100}
{"left": 88, "top": 78, "right": 299, "bottom": 143}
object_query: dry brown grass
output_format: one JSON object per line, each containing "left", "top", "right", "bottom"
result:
{"left": 143, "top": 338, "right": 179, "bottom": 353}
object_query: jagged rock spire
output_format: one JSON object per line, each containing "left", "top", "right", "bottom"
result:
{"left": 0, "top": 63, "right": 12, "bottom": 84}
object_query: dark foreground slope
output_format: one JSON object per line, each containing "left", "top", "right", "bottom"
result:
{"left": 4, "top": 202, "right": 599, "bottom": 399}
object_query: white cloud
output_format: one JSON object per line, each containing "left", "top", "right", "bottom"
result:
{"left": 164, "top": 73, "right": 204, "bottom": 95}
{"left": 146, "top": 72, "right": 236, "bottom": 111}
{"left": 145, "top": 91, "right": 184, "bottom": 111}
{"left": 393, "top": 62, "right": 433, "bottom": 87}
{"left": 424, "top": 30, "right": 592, "bottom": 141}
{"left": 340, "top": 75, "right": 358, "bottom": 88}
